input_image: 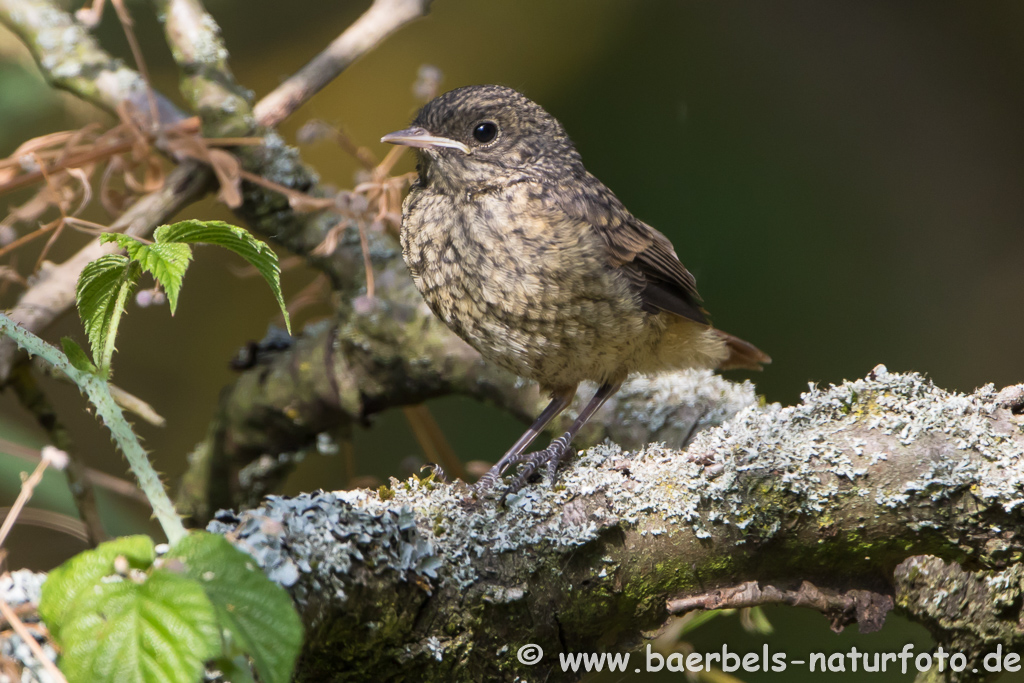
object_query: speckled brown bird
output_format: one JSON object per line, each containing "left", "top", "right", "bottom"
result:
{"left": 382, "top": 85, "right": 769, "bottom": 493}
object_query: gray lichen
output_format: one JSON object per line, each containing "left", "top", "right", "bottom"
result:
{"left": 208, "top": 495, "right": 443, "bottom": 606}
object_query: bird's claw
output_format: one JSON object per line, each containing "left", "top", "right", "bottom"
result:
{"left": 505, "top": 434, "right": 573, "bottom": 496}
{"left": 472, "top": 434, "right": 574, "bottom": 499}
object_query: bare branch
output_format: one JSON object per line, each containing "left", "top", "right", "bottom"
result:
{"left": 6, "top": 362, "right": 107, "bottom": 545}
{"left": 254, "top": 0, "right": 433, "bottom": 128}
{"left": 0, "top": 598, "right": 65, "bottom": 683}
{"left": 667, "top": 581, "right": 894, "bottom": 634}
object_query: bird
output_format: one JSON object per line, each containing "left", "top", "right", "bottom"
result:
{"left": 382, "top": 84, "right": 769, "bottom": 494}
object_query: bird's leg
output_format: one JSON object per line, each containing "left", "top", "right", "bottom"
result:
{"left": 508, "top": 381, "right": 622, "bottom": 494}
{"left": 473, "top": 387, "right": 576, "bottom": 492}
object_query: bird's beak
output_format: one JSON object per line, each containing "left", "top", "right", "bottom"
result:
{"left": 381, "top": 127, "right": 471, "bottom": 155}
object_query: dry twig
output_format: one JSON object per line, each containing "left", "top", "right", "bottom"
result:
{"left": 0, "top": 447, "right": 67, "bottom": 551}
{"left": 0, "top": 598, "right": 66, "bottom": 683}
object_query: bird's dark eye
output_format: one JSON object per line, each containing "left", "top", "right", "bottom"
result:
{"left": 472, "top": 121, "right": 498, "bottom": 143}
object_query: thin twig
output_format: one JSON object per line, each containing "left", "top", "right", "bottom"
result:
{"left": 356, "top": 220, "right": 375, "bottom": 298}
{"left": 0, "top": 222, "right": 58, "bottom": 261}
{"left": 0, "top": 507, "right": 89, "bottom": 543}
{"left": 31, "top": 154, "right": 69, "bottom": 271}
{"left": 107, "top": 384, "right": 166, "bottom": 427}
{"left": 7, "top": 362, "right": 107, "bottom": 545}
{"left": 0, "top": 599, "right": 67, "bottom": 683}
{"left": 0, "top": 137, "right": 134, "bottom": 196}
{"left": 254, "top": 0, "right": 433, "bottom": 127}
{"left": 0, "top": 448, "right": 64, "bottom": 551}
{"left": 110, "top": 0, "right": 160, "bottom": 131}
{"left": 0, "top": 436, "right": 147, "bottom": 505}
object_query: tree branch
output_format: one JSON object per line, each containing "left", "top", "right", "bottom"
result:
{"left": 0, "top": 0, "right": 182, "bottom": 127}
{"left": 206, "top": 368, "right": 1024, "bottom": 682}
{"left": 253, "top": 0, "right": 434, "bottom": 128}
{"left": 666, "top": 581, "right": 894, "bottom": 634}
{"left": 896, "top": 556, "right": 1024, "bottom": 683}
{"left": 152, "top": 0, "right": 252, "bottom": 136}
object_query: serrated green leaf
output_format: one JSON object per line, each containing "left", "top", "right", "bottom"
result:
{"left": 59, "top": 569, "right": 219, "bottom": 683}
{"left": 40, "top": 535, "right": 155, "bottom": 640}
{"left": 168, "top": 532, "right": 303, "bottom": 683}
{"left": 75, "top": 254, "right": 137, "bottom": 375}
{"left": 101, "top": 234, "right": 193, "bottom": 314}
{"left": 155, "top": 220, "right": 290, "bottom": 333}
{"left": 61, "top": 337, "right": 97, "bottom": 374}
{"left": 100, "top": 233, "right": 140, "bottom": 250}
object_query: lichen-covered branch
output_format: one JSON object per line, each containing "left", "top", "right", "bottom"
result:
{"left": 152, "top": 0, "right": 253, "bottom": 136}
{"left": 0, "top": 0, "right": 182, "bottom": 126}
{"left": 896, "top": 556, "right": 1024, "bottom": 683}
{"left": 207, "top": 369, "right": 1024, "bottom": 682}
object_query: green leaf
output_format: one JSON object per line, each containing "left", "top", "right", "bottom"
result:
{"left": 212, "top": 656, "right": 257, "bottom": 683}
{"left": 61, "top": 337, "right": 97, "bottom": 374}
{"left": 676, "top": 608, "right": 725, "bottom": 636}
{"left": 75, "top": 254, "right": 138, "bottom": 375}
{"left": 39, "top": 535, "right": 155, "bottom": 640}
{"left": 100, "top": 233, "right": 141, "bottom": 251}
{"left": 102, "top": 233, "right": 192, "bottom": 314}
{"left": 168, "top": 532, "right": 303, "bottom": 683}
{"left": 155, "top": 220, "right": 290, "bottom": 333}
{"left": 744, "top": 605, "right": 774, "bottom": 635}
{"left": 58, "top": 569, "right": 219, "bottom": 683}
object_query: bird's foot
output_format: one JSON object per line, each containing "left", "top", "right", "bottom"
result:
{"left": 471, "top": 434, "right": 575, "bottom": 499}
{"left": 504, "top": 433, "right": 574, "bottom": 496}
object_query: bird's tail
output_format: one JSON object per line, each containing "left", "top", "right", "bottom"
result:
{"left": 714, "top": 330, "right": 771, "bottom": 371}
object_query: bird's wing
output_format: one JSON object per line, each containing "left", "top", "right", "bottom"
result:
{"left": 553, "top": 182, "right": 709, "bottom": 325}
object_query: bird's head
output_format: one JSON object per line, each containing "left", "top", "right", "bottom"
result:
{"left": 382, "top": 84, "right": 582, "bottom": 192}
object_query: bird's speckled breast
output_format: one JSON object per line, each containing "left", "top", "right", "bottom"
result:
{"left": 400, "top": 182, "right": 655, "bottom": 391}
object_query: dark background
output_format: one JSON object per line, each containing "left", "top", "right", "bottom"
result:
{"left": 2, "top": 1, "right": 1023, "bottom": 680}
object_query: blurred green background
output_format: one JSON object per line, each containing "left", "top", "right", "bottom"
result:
{"left": 2, "top": 0, "right": 1024, "bottom": 680}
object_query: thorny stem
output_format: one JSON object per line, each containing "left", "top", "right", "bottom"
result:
{"left": 0, "top": 313, "right": 188, "bottom": 545}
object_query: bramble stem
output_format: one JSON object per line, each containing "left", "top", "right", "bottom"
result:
{"left": 0, "top": 313, "right": 187, "bottom": 545}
